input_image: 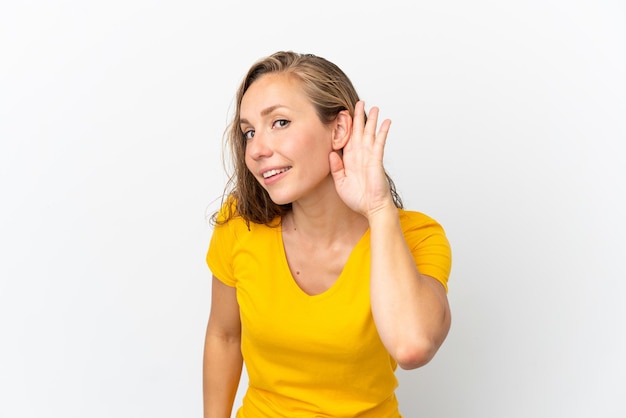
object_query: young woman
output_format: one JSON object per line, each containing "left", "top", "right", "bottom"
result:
{"left": 203, "top": 51, "right": 452, "bottom": 417}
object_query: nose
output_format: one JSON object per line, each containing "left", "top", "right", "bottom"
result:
{"left": 246, "top": 132, "right": 273, "bottom": 160}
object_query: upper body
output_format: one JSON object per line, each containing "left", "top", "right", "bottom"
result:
{"left": 203, "top": 51, "right": 452, "bottom": 418}
{"left": 207, "top": 205, "right": 451, "bottom": 417}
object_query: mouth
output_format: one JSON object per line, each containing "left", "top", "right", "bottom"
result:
{"left": 262, "top": 166, "right": 292, "bottom": 179}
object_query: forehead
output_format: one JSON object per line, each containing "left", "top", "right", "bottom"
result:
{"left": 240, "top": 73, "right": 310, "bottom": 116}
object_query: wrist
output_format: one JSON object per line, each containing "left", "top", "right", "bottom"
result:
{"left": 366, "top": 202, "right": 399, "bottom": 226}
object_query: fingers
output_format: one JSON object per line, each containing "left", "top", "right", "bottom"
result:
{"left": 353, "top": 100, "right": 366, "bottom": 131}
{"left": 376, "top": 118, "right": 391, "bottom": 151}
{"left": 364, "top": 104, "right": 379, "bottom": 139}
{"left": 354, "top": 100, "right": 391, "bottom": 142}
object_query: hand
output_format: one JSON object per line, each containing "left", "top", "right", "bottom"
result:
{"left": 329, "top": 101, "right": 395, "bottom": 219}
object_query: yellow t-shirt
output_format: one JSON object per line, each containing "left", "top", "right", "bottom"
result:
{"left": 207, "top": 208, "right": 451, "bottom": 417}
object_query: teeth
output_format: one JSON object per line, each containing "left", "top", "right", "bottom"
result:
{"left": 263, "top": 167, "right": 290, "bottom": 179}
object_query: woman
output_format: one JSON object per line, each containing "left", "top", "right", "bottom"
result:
{"left": 204, "top": 51, "right": 452, "bottom": 417}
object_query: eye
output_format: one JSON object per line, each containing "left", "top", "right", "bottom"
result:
{"left": 243, "top": 129, "right": 255, "bottom": 140}
{"left": 273, "top": 119, "right": 290, "bottom": 129}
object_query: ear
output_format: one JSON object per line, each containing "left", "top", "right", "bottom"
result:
{"left": 331, "top": 110, "right": 352, "bottom": 151}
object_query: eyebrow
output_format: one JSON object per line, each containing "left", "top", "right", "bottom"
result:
{"left": 239, "top": 104, "right": 286, "bottom": 125}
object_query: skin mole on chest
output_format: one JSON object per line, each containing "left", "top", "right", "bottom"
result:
{"left": 287, "top": 247, "right": 348, "bottom": 294}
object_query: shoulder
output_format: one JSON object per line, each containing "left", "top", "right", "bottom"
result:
{"left": 212, "top": 200, "right": 280, "bottom": 241}
{"left": 213, "top": 197, "right": 281, "bottom": 230}
{"left": 398, "top": 209, "right": 452, "bottom": 289}
{"left": 207, "top": 203, "right": 281, "bottom": 286}
{"left": 398, "top": 209, "right": 447, "bottom": 235}
{"left": 397, "top": 208, "right": 451, "bottom": 261}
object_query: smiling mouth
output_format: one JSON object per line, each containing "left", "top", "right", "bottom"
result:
{"left": 262, "top": 167, "right": 292, "bottom": 179}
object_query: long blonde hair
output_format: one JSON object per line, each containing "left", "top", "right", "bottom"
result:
{"left": 213, "top": 51, "right": 402, "bottom": 226}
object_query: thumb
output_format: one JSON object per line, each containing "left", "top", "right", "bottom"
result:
{"left": 329, "top": 151, "right": 345, "bottom": 183}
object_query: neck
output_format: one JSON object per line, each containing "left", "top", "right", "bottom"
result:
{"left": 285, "top": 190, "right": 368, "bottom": 245}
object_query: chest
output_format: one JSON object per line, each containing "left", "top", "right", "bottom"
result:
{"left": 234, "top": 242, "right": 376, "bottom": 360}
{"left": 283, "top": 241, "right": 352, "bottom": 295}
{"left": 280, "top": 224, "right": 368, "bottom": 296}
{"left": 230, "top": 224, "right": 380, "bottom": 351}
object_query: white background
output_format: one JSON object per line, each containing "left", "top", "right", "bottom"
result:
{"left": 1, "top": 1, "right": 624, "bottom": 417}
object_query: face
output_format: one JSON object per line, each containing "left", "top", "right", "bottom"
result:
{"left": 240, "top": 73, "right": 337, "bottom": 205}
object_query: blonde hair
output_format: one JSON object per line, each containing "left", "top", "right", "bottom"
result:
{"left": 213, "top": 51, "right": 402, "bottom": 226}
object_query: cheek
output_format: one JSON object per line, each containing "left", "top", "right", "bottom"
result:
{"left": 306, "top": 138, "right": 333, "bottom": 162}
{"left": 243, "top": 149, "right": 255, "bottom": 173}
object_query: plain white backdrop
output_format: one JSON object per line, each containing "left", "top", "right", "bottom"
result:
{"left": 1, "top": 1, "right": 624, "bottom": 417}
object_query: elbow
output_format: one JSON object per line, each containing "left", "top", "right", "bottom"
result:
{"left": 394, "top": 339, "right": 439, "bottom": 370}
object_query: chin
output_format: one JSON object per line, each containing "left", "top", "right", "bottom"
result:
{"left": 265, "top": 189, "right": 299, "bottom": 206}
{"left": 268, "top": 195, "right": 295, "bottom": 206}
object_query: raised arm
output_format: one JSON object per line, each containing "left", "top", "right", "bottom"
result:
{"left": 368, "top": 207, "right": 451, "bottom": 369}
{"left": 203, "top": 276, "right": 243, "bottom": 417}
{"left": 330, "top": 101, "right": 451, "bottom": 369}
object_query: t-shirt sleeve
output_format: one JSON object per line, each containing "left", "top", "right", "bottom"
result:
{"left": 206, "top": 213, "right": 237, "bottom": 287}
{"left": 402, "top": 211, "right": 452, "bottom": 292}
